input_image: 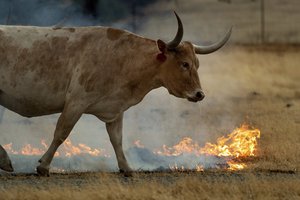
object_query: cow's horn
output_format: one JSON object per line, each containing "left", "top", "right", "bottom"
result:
{"left": 166, "top": 11, "right": 184, "bottom": 50}
{"left": 193, "top": 27, "right": 232, "bottom": 54}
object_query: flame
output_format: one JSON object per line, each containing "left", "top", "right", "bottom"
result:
{"left": 133, "top": 140, "right": 144, "bottom": 148}
{"left": 227, "top": 162, "right": 246, "bottom": 171}
{"left": 21, "top": 144, "right": 46, "bottom": 156}
{"left": 153, "top": 124, "right": 260, "bottom": 171}
{"left": 4, "top": 124, "right": 260, "bottom": 172}
{"left": 196, "top": 164, "right": 204, "bottom": 172}
{"left": 169, "top": 163, "right": 185, "bottom": 172}
{"left": 3, "top": 143, "right": 18, "bottom": 155}
{"left": 168, "top": 163, "right": 204, "bottom": 172}
{"left": 155, "top": 137, "right": 201, "bottom": 156}
{"left": 3, "top": 138, "right": 109, "bottom": 158}
{"left": 199, "top": 124, "right": 260, "bottom": 158}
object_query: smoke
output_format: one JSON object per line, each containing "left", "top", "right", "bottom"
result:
{"left": 0, "top": 1, "right": 243, "bottom": 174}
{"left": 0, "top": 0, "right": 130, "bottom": 27}
{"left": 0, "top": 87, "right": 239, "bottom": 173}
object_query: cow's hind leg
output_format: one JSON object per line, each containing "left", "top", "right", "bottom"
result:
{"left": 0, "top": 145, "right": 13, "bottom": 172}
{"left": 37, "top": 102, "right": 84, "bottom": 176}
{"left": 105, "top": 113, "right": 133, "bottom": 177}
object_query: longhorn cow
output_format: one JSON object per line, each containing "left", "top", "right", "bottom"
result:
{"left": 0, "top": 12, "right": 231, "bottom": 176}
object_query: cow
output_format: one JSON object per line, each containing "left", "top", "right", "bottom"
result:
{"left": 0, "top": 12, "right": 231, "bottom": 176}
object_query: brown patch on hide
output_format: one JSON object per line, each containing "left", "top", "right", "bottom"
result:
{"left": 128, "top": 80, "right": 140, "bottom": 95}
{"left": 78, "top": 71, "right": 99, "bottom": 92}
{"left": 65, "top": 28, "right": 75, "bottom": 33}
{"left": 0, "top": 27, "right": 109, "bottom": 95}
{"left": 0, "top": 30, "right": 14, "bottom": 68}
{"left": 68, "top": 32, "right": 96, "bottom": 54}
{"left": 106, "top": 28, "right": 124, "bottom": 41}
{"left": 1, "top": 33, "right": 75, "bottom": 92}
{"left": 78, "top": 71, "right": 88, "bottom": 87}
{"left": 52, "top": 27, "right": 62, "bottom": 30}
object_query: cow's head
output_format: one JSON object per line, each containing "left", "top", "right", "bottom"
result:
{"left": 157, "top": 12, "right": 231, "bottom": 102}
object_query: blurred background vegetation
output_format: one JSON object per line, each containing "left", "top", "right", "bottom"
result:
{"left": 0, "top": 0, "right": 299, "bottom": 43}
{"left": 0, "top": 0, "right": 157, "bottom": 26}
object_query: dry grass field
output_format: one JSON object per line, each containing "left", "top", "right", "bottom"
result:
{"left": 0, "top": 44, "right": 299, "bottom": 199}
{"left": 0, "top": 171, "right": 299, "bottom": 200}
{"left": 1, "top": 0, "right": 300, "bottom": 199}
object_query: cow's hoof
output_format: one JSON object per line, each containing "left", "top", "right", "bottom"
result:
{"left": 0, "top": 146, "right": 14, "bottom": 172}
{"left": 37, "top": 165, "right": 50, "bottom": 177}
{"left": 120, "top": 169, "right": 133, "bottom": 177}
{"left": 0, "top": 161, "right": 14, "bottom": 172}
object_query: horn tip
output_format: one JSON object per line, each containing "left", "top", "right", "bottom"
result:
{"left": 226, "top": 26, "right": 233, "bottom": 40}
{"left": 173, "top": 11, "right": 180, "bottom": 20}
{"left": 228, "top": 26, "right": 233, "bottom": 34}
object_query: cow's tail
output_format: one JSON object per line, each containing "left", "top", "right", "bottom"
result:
{"left": 0, "top": 145, "right": 13, "bottom": 172}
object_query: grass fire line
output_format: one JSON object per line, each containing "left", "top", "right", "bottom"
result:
{"left": 3, "top": 124, "right": 260, "bottom": 172}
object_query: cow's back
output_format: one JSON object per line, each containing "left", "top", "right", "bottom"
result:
{"left": 0, "top": 26, "right": 95, "bottom": 116}
{"left": 0, "top": 25, "right": 157, "bottom": 117}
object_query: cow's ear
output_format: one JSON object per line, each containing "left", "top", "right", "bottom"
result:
{"left": 157, "top": 39, "right": 166, "bottom": 53}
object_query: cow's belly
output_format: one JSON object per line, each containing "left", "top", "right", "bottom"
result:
{"left": 0, "top": 89, "right": 66, "bottom": 117}
{"left": 0, "top": 62, "right": 72, "bottom": 117}
{"left": 0, "top": 77, "right": 67, "bottom": 117}
{"left": 86, "top": 94, "right": 143, "bottom": 123}
{"left": 0, "top": 90, "right": 65, "bottom": 117}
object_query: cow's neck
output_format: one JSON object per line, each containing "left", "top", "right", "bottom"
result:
{"left": 125, "top": 56, "right": 162, "bottom": 104}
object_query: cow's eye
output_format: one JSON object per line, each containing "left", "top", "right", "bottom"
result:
{"left": 181, "top": 62, "right": 190, "bottom": 70}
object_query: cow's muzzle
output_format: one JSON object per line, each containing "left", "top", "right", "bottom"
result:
{"left": 187, "top": 90, "right": 205, "bottom": 102}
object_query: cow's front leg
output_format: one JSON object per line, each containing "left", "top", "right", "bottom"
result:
{"left": 37, "top": 103, "right": 84, "bottom": 176}
{"left": 105, "top": 113, "right": 132, "bottom": 177}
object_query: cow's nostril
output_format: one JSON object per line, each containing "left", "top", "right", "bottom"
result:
{"left": 196, "top": 91, "right": 205, "bottom": 100}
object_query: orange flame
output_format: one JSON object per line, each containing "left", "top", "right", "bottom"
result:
{"left": 199, "top": 124, "right": 260, "bottom": 158}
{"left": 152, "top": 124, "right": 260, "bottom": 171}
{"left": 155, "top": 137, "right": 201, "bottom": 156}
{"left": 134, "top": 140, "right": 144, "bottom": 148}
{"left": 21, "top": 144, "right": 45, "bottom": 156}
{"left": 3, "top": 138, "right": 109, "bottom": 158}
{"left": 4, "top": 124, "right": 260, "bottom": 171}
{"left": 3, "top": 143, "right": 18, "bottom": 155}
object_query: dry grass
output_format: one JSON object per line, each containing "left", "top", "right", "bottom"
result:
{"left": 0, "top": 172, "right": 300, "bottom": 200}
{"left": 200, "top": 45, "right": 300, "bottom": 172}
{"left": 0, "top": 44, "right": 299, "bottom": 200}
{"left": 1, "top": 2, "right": 300, "bottom": 195}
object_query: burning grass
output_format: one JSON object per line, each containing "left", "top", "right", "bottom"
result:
{"left": 3, "top": 124, "right": 260, "bottom": 172}
{"left": 3, "top": 138, "right": 109, "bottom": 158}
{"left": 154, "top": 124, "right": 260, "bottom": 171}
